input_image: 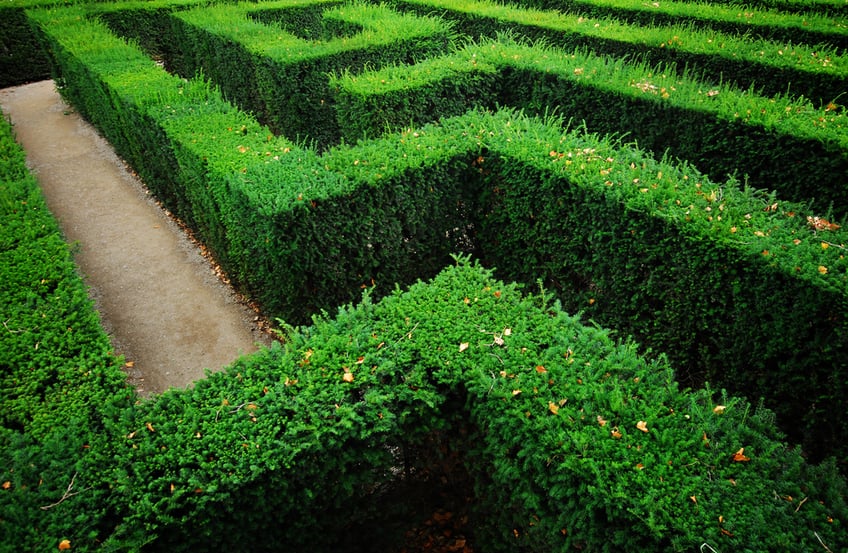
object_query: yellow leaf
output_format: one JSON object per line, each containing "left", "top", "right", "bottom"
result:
{"left": 819, "top": 265, "right": 828, "bottom": 274}
{"left": 459, "top": 342, "right": 469, "bottom": 352}
{"left": 145, "top": 422, "right": 155, "bottom": 433}
{"left": 512, "top": 390, "right": 522, "bottom": 396}
{"left": 636, "top": 420, "right": 649, "bottom": 433}
{"left": 342, "top": 372, "right": 354, "bottom": 383}
{"left": 548, "top": 402, "right": 559, "bottom": 415}
{"left": 58, "top": 540, "right": 71, "bottom": 551}
{"left": 713, "top": 405, "right": 726, "bottom": 414}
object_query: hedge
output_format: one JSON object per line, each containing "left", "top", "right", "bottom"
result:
{"left": 0, "top": 111, "right": 137, "bottom": 552}
{"left": 29, "top": 6, "right": 848, "bottom": 463}
{"left": 390, "top": 0, "right": 847, "bottom": 106}
{"left": 332, "top": 37, "right": 848, "bottom": 218}
{"left": 517, "top": 0, "right": 848, "bottom": 49}
{"left": 6, "top": 253, "right": 845, "bottom": 552}
{"left": 96, "top": 0, "right": 455, "bottom": 151}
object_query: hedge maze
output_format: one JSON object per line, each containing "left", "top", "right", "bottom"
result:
{"left": 2, "top": 0, "right": 848, "bottom": 551}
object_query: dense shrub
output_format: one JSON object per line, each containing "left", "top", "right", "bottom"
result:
{"left": 4, "top": 0, "right": 848, "bottom": 550}
{"left": 0, "top": 112, "right": 136, "bottom": 552}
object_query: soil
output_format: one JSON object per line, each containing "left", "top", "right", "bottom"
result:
{"left": 0, "top": 80, "right": 272, "bottom": 396}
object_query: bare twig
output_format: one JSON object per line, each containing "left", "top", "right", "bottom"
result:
{"left": 795, "top": 496, "right": 808, "bottom": 512}
{"left": 40, "top": 473, "right": 91, "bottom": 510}
{"left": 3, "top": 319, "right": 22, "bottom": 334}
{"left": 815, "top": 531, "right": 834, "bottom": 553}
{"left": 821, "top": 240, "right": 846, "bottom": 250}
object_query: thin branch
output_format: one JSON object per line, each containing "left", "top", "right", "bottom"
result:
{"left": 815, "top": 531, "right": 834, "bottom": 553}
{"left": 40, "top": 473, "right": 91, "bottom": 510}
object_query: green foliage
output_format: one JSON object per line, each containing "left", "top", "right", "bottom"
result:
{"left": 519, "top": 0, "right": 848, "bottom": 49}
{"left": 0, "top": 112, "right": 136, "bottom": 552}
{"left": 0, "top": 7, "right": 52, "bottom": 87}
{"left": 392, "top": 0, "right": 847, "bottom": 106}
{"left": 46, "top": 259, "right": 848, "bottom": 552}
{"left": 7, "top": 0, "right": 848, "bottom": 550}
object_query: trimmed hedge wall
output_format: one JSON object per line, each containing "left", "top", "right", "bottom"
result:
{"left": 29, "top": 5, "right": 848, "bottom": 462}
{"left": 0, "top": 111, "right": 137, "bottom": 552}
{"left": 5, "top": 0, "right": 848, "bottom": 550}
{"left": 518, "top": 0, "right": 848, "bottom": 49}
{"left": 97, "top": 1, "right": 455, "bottom": 151}
{"left": 97, "top": 259, "right": 848, "bottom": 552}
{"left": 390, "top": 0, "right": 847, "bottom": 106}
{"left": 331, "top": 36, "right": 848, "bottom": 216}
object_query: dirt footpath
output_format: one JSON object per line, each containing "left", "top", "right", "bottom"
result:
{"left": 0, "top": 80, "right": 271, "bottom": 396}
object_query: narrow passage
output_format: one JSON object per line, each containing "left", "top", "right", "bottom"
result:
{"left": 1, "top": 80, "right": 270, "bottom": 395}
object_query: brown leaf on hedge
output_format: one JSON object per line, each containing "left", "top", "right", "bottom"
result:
{"left": 732, "top": 448, "right": 750, "bottom": 462}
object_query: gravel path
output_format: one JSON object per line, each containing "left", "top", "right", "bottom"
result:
{"left": 1, "top": 80, "right": 271, "bottom": 396}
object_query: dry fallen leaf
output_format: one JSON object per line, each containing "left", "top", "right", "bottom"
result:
{"left": 536, "top": 365, "right": 547, "bottom": 373}
{"left": 342, "top": 372, "right": 354, "bottom": 383}
{"left": 611, "top": 427, "right": 623, "bottom": 439}
{"left": 58, "top": 540, "right": 71, "bottom": 551}
{"left": 597, "top": 415, "right": 608, "bottom": 427}
{"left": 732, "top": 447, "right": 751, "bottom": 462}
{"left": 1, "top": 481, "right": 10, "bottom": 490}
{"left": 636, "top": 420, "right": 649, "bottom": 433}
{"left": 713, "top": 405, "right": 726, "bottom": 414}
{"left": 808, "top": 216, "right": 840, "bottom": 231}
{"left": 145, "top": 422, "right": 155, "bottom": 433}
{"left": 548, "top": 402, "right": 559, "bottom": 415}
{"left": 459, "top": 342, "right": 469, "bottom": 352}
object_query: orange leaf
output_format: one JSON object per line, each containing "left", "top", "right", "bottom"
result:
{"left": 1, "top": 481, "right": 10, "bottom": 490}
{"left": 548, "top": 402, "right": 559, "bottom": 415}
{"left": 636, "top": 420, "right": 649, "bottom": 433}
{"left": 145, "top": 422, "right": 155, "bottom": 433}
{"left": 635, "top": 463, "right": 645, "bottom": 470}
{"left": 597, "top": 415, "right": 608, "bottom": 427}
{"left": 611, "top": 427, "right": 623, "bottom": 439}
{"left": 732, "top": 447, "right": 751, "bottom": 462}
{"left": 58, "top": 539, "right": 71, "bottom": 551}
{"left": 342, "top": 372, "right": 354, "bottom": 383}
{"left": 808, "top": 216, "right": 841, "bottom": 231}
{"left": 535, "top": 365, "right": 547, "bottom": 373}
